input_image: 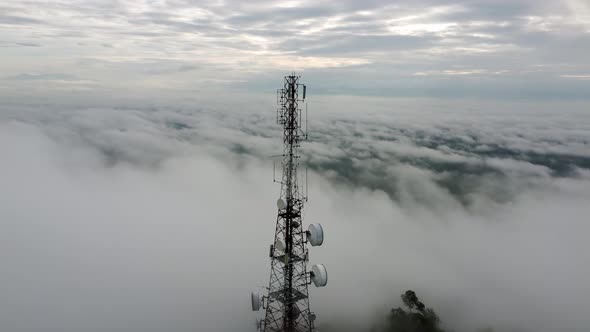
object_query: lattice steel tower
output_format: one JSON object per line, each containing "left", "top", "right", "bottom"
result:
{"left": 251, "top": 75, "right": 327, "bottom": 332}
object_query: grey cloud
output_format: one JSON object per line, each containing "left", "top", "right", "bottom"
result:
{"left": 15, "top": 42, "right": 41, "bottom": 47}
{"left": 6, "top": 96, "right": 588, "bottom": 208}
{"left": 1, "top": 99, "right": 589, "bottom": 332}
{"left": 224, "top": 5, "right": 338, "bottom": 25}
{"left": 0, "top": 14, "right": 45, "bottom": 25}
{"left": 278, "top": 34, "right": 437, "bottom": 56}
{"left": 1, "top": 0, "right": 589, "bottom": 99}
{"left": 3, "top": 73, "right": 80, "bottom": 81}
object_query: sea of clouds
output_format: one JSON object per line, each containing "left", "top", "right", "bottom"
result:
{"left": 0, "top": 96, "right": 589, "bottom": 332}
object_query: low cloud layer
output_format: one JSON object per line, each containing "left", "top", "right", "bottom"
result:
{"left": 1, "top": 98, "right": 589, "bottom": 331}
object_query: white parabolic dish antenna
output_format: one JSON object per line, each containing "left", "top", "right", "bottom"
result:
{"left": 307, "top": 223, "right": 324, "bottom": 246}
{"left": 277, "top": 198, "right": 286, "bottom": 209}
{"left": 251, "top": 292, "right": 262, "bottom": 311}
{"left": 311, "top": 264, "right": 328, "bottom": 287}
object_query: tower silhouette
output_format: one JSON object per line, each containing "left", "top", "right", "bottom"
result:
{"left": 251, "top": 74, "right": 327, "bottom": 332}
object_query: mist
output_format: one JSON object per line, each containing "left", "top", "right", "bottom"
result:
{"left": 1, "top": 97, "right": 588, "bottom": 332}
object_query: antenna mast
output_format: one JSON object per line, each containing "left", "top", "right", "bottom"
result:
{"left": 252, "top": 74, "right": 327, "bottom": 332}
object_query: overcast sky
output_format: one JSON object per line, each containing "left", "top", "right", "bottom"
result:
{"left": 1, "top": 0, "right": 589, "bottom": 100}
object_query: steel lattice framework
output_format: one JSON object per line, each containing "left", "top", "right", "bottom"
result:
{"left": 262, "top": 75, "right": 314, "bottom": 332}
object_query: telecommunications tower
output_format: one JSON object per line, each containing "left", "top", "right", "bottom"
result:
{"left": 251, "top": 75, "right": 328, "bottom": 332}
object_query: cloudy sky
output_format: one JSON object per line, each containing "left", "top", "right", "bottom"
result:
{"left": 1, "top": 0, "right": 590, "bottom": 100}
{"left": 1, "top": 1, "right": 590, "bottom": 332}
